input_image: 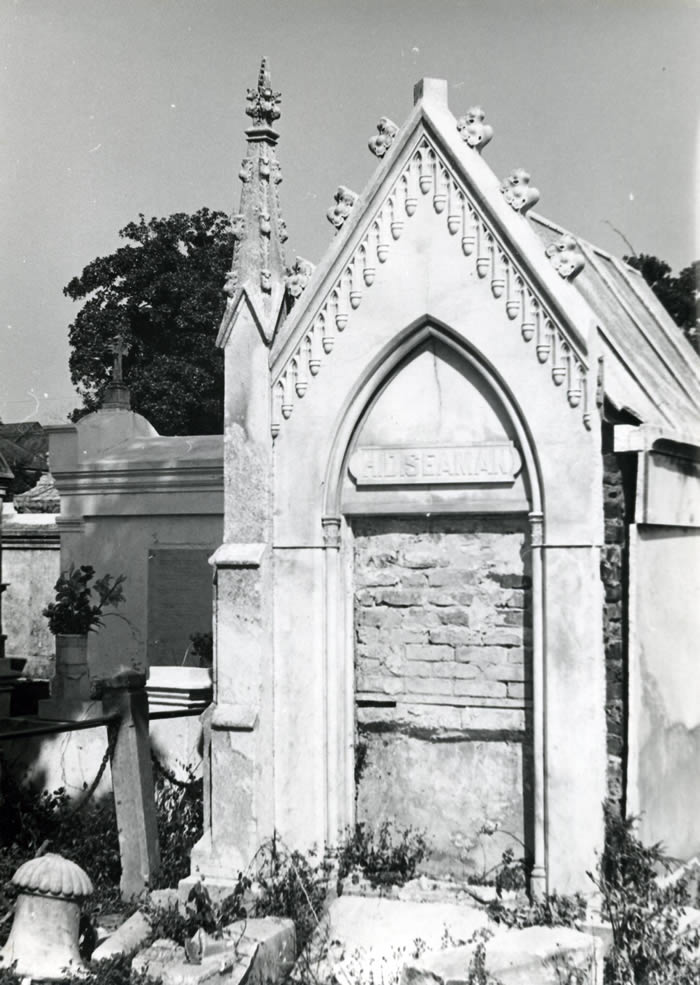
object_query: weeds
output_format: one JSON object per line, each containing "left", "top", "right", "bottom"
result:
{"left": 337, "top": 821, "right": 428, "bottom": 889}
{"left": 590, "top": 803, "right": 700, "bottom": 984}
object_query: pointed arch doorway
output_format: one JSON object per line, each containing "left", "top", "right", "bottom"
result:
{"left": 322, "top": 324, "right": 545, "bottom": 882}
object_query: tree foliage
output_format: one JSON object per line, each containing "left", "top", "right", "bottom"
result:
{"left": 65, "top": 208, "right": 233, "bottom": 435}
{"left": 624, "top": 254, "right": 699, "bottom": 353}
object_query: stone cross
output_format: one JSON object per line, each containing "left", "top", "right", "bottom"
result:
{"left": 108, "top": 333, "right": 131, "bottom": 384}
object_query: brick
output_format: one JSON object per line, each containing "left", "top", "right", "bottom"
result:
{"left": 355, "top": 589, "right": 376, "bottom": 607}
{"left": 356, "top": 626, "right": 381, "bottom": 645}
{"left": 507, "top": 683, "right": 526, "bottom": 700}
{"left": 400, "top": 547, "right": 444, "bottom": 569}
{"left": 357, "top": 571, "right": 401, "bottom": 588}
{"left": 405, "top": 643, "right": 453, "bottom": 662}
{"left": 427, "top": 569, "right": 477, "bottom": 588}
{"left": 501, "top": 610, "right": 525, "bottom": 627}
{"left": 357, "top": 675, "right": 403, "bottom": 695}
{"left": 504, "top": 590, "right": 525, "bottom": 608}
{"left": 357, "top": 608, "right": 402, "bottom": 629}
{"left": 437, "top": 607, "right": 471, "bottom": 627}
{"left": 428, "top": 591, "right": 474, "bottom": 607}
{"left": 429, "top": 626, "right": 479, "bottom": 646}
{"left": 481, "top": 629, "right": 521, "bottom": 646}
{"left": 407, "top": 660, "right": 454, "bottom": 678}
{"left": 454, "top": 679, "right": 507, "bottom": 698}
{"left": 456, "top": 645, "right": 509, "bottom": 664}
{"left": 374, "top": 588, "right": 424, "bottom": 607}
{"left": 405, "top": 678, "right": 453, "bottom": 696}
{"left": 483, "top": 663, "right": 525, "bottom": 682}
{"left": 487, "top": 573, "right": 531, "bottom": 589}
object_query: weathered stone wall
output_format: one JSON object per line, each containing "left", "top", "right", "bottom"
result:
{"left": 2, "top": 509, "right": 59, "bottom": 677}
{"left": 352, "top": 515, "right": 532, "bottom": 878}
{"left": 601, "top": 443, "right": 632, "bottom": 810}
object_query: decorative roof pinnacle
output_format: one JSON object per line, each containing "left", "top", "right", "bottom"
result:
{"left": 245, "top": 57, "right": 281, "bottom": 129}
{"left": 219, "top": 58, "right": 288, "bottom": 344}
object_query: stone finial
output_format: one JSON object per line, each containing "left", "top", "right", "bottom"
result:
{"left": 545, "top": 234, "right": 585, "bottom": 280}
{"left": 285, "top": 257, "right": 315, "bottom": 300}
{"left": 326, "top": 186, "right": 358, "bottom": 231}
{"left": 456, "top": 107, "right": 493, "bottom": 151}
{"left": 245, "top": 57, "right": 281, "bottom": 128}
{"left": 368, "top": 117, "right": 399, "bottom": 158}
{"left": 12, "top": 853, "right": 93, "bottom": 899}
{"left": 501, "top": 169, "right": 540, "bottom": 215}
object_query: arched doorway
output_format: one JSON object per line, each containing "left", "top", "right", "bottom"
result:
{"left": 322, "top": 323, "right": 545, "bottom": 882}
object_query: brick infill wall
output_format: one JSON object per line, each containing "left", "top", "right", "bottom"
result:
{"left": 353, "top": 515, "right": 531, "bottom": 735}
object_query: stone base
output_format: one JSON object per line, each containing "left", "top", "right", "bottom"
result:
{"left": 187, "top": 831, "right": 249, "bottom": 888}
{"left": 132, "top": 917, "right": 295, "bottom": 985}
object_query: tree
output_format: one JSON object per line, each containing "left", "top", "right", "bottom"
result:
{"left": 623, "top": 254, "right": 699, "bottom": 354}
{"left": 65, "top": 208, "right": 233, "bottom": 435}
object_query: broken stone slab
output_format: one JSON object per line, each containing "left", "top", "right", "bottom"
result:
{"left": 402, "top": 925, "right": 604, "bottom": 985}
{"left": 303, "top": 895, "right": 494, "bottom": 984}
{"left": 132, "top": 917, "right": 295, "bottom": 985}
{"left": 91, "top": 908, "right": 152, "bottom": 961}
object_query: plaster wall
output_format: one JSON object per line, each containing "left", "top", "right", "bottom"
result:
{"left": 629, "top": 524, "right": 700, "bottom": 861}
{"left": 59, "top": 514, "right": 219, "bottom": 679}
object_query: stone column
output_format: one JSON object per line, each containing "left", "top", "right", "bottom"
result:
{"left": 528, "top": 511, "right": 547, "bottom": 898}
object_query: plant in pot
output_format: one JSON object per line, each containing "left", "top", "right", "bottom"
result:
{"left": 42, "top": 565, "right": 126, "bottom": 706}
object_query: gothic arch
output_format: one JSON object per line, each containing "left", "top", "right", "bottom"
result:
{"left": 319, "top": 316, "right": 549, "bottom": 892}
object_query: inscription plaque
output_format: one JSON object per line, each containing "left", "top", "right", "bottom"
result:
{"left": 349, "top": 443, "right": 521, "bottom": 486}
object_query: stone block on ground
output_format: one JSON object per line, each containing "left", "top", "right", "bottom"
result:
{"left": 92, "top": 908, "right": 152, "bottom": 961}
{"left": 402, "top": 926, "right": 604, "bottom": 985}
{"left": 305, "top": 896, "right": 493, "bottom": 984}
{"left": 132, "top": 917, "right": 295, "bottom": 984}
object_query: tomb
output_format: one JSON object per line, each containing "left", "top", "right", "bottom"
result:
{"left": 187, "top": 62, "right": 700, "bottom": 897}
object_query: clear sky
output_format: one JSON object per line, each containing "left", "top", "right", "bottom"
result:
{"left": 1, "top": 0, "right": 698, "bottom": 424}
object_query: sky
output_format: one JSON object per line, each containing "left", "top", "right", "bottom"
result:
{"left": 1, "top": 0, "right": 698, "bottom": 425}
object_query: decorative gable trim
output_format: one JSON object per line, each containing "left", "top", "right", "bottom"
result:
{"left": 270, "top": 135, "right": 593, "bottom": 438}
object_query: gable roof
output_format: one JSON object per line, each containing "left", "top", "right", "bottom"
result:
{"left": 531, "top": 215, "right": 700, "bottom": 435}
{"left": 268, "top": 77, "right": 699, "bottom": 445}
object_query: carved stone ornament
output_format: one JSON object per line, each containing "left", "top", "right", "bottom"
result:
{"left": 223, "top": 269, "right": 237, "bottom": 297}
{"left": 260, "top": 269, "right": 272, "bottom": 293}
{"left": 231, "top": 214, "right": 246, "bottom": 240}
{"left": 245, "top": 57, "right": 281, "bottom": 127}
{"left": 368, "top": 117, "right": 399, "bottom": 158}
{"left": 259, "top": 212, "right": 271, "bottom": 237}
{"left": 456, "top": 107, "right": 493, "bottom": 151}
{"left": 239, "top": 158, "right": 254, "bottom": 183}
{"left": 501, "top": 169, "right": 540, "bottom": 215}
{"left": 327, "top": 186, "right": 358, "bottom": 231}
{"left": 285, "top": 257, "right": 315, "bottom": 299}
{"left": 545, "top": 233, "right": 585, "bottom": 280}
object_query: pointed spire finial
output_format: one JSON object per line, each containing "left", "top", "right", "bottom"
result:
{"left": 246, "top": 57, "right": 281, "bottom": 128}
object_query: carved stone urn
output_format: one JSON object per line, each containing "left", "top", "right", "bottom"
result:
{"left": 0, "top": 852, "right": 93, "bottom": 979}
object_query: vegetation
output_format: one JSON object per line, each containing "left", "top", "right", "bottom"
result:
{"left": 337, "top": 821, "right": 428, "bottom": 889}
{"left": 2, "top": 785, "right": 698, "bottom": 984}
{"left": 65, "top": 208, "right": 232, "bottom": 435}
{"left": 624, "top": 254, "right": 699, "bottom": 353}
{"left": 42, "top": 565, "right": 126, "bottom": 635}
{"left": 590, "top": 804, "right": 700, "bottom": 984}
